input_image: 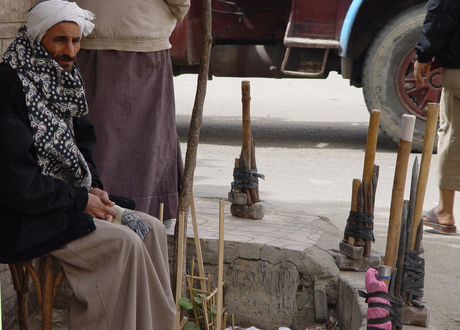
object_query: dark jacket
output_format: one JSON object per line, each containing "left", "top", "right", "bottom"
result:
{"left": 415, "top": 0, "right": 460, "bottom": 68}
{"left": 0, "top": 62, "right": 98, "bottom": 263}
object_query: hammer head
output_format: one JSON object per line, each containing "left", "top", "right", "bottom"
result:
{"left": 231, "top": 203, "right": 264, "bottom": 220}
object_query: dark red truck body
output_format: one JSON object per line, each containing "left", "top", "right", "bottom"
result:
{"left": 169, "top": 0, "right": 437, "bottom": 151}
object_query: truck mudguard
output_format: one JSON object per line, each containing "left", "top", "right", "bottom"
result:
{"left": 339, "top": 0, "right": 364, "bottom": 57}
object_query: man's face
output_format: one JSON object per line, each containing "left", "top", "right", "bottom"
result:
{"left": 40, "top": 22, "right": 81, "bottom": 73}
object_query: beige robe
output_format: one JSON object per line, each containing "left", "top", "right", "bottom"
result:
{"left": 51, "top": 212, "right": 175, "bottom": 330}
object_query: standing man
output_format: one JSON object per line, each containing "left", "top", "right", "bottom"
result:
{"left": 414, "top": 0, "right": 460, "bottom": 234}
{"left": 0, "top": 1, "right": 175, "bottom": 328}
{"left": 75, "top": 0, "right": 190, "bottom": 225}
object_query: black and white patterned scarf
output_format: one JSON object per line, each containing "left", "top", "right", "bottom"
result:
{"left": 2, "top": 26, "right": 92, "bottom": 190}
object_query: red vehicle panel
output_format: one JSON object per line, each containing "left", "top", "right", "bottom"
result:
{"left": 170, "top": 0, "right": 439, "bottom": 152}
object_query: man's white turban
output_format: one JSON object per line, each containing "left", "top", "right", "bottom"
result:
{"left": 28, "top": 0, "right": 95, "bottom": 42}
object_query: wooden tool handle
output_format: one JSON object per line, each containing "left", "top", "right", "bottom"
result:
{"left": 363, "top": 110, "right": 381, "bottom": 189}
{"left": 384, "top": 115, "right": 415, "bottom": 275}
{"left": 347, "top": 178, "right": 361, "bottom": 245}
{"left": 242, "top": 81, "right": 251, "bottom": 167}
{"left": 411, "top": 103, "right": 439, "bottom": 250}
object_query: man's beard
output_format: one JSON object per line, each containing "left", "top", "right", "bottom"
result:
{"left": 55, "top": 54, "right": 77, "bottom": 72}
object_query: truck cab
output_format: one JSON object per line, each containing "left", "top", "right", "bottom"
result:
{"left": 170, "top": 0, "right": 436, "bottom": 151}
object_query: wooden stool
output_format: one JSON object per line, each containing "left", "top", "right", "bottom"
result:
{"left": 8, "top": 255, "right": 65, "bottom": 330}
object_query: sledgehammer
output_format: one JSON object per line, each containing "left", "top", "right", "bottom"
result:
{"left": 383, "top": 114, "right": 416, "bottom": 284}
{"left": 230, "top": 81, "right": 264, "bottom": 220}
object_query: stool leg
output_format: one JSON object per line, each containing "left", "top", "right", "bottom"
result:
{"left": 17, "top": 289, "right": 29, "bottom": 330}
{"left": 41, "top": 256, "right": 54, "bottom": 330}
{"left": 9, "top": 264, "right": 30, "bottom": 330}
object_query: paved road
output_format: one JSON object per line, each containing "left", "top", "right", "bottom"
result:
{"left": 174, "top": 72, "right": 460, "bottom": 330}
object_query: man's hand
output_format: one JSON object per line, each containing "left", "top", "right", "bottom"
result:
{"left": 85, "top": 188, "right": 116, "bottom": 222}
{"left": 414, "top": 60, "right": 432, "bottom": 85}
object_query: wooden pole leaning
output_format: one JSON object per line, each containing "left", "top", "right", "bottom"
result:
{"left": 383, "top": 114, "right": 416, "bottom": 283}
{"left": 173, "top": 0, "right": 212, "bottom": 299}
{"left": 411, "top": 103, "right": 439, "bottom": 250}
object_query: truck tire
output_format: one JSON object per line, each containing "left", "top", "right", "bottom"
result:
{"left": 363, "top": 4, "right": 441, "bottom": 152}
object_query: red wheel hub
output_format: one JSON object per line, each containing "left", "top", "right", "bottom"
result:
{"left": 396, "top": 47, "right": 442, "bottom": 120}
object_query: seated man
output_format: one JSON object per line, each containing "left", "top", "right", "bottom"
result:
{"left": 0, "top": 1, "right": 175, "bottom": 329}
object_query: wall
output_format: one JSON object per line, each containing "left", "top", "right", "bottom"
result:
{"left": 0, "top": 0, "right": 35, "bottom": 56}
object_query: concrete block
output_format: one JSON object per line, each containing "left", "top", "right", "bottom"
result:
{"left": 314, "top": 281, "right": 328, "bottom": 323}
{"left": 339, "top": 241, "right": 364, "bottom": 259}
{"left": 335, "top": 252, "right": 380, "bottom": 272}
{"left": 403, "top": 305, "right": 430, "bottom": 327}
{"left": 337, "top": 273, "right": 367, "bottom": 330}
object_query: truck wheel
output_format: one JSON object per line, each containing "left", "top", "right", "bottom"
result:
{"left": 363, "top": 4, "right": 441, "bottom": 152}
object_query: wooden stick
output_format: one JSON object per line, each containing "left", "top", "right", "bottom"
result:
{"left": 174, "top": 211, "right": 185, "bottom": 330}
{"left": 173, "top": 0, "right": 212, "bottom": 299}
{"left": 372, "top": 165, "right": 380, "bottom": 205}
{"left": 363, "top": 110, "right": 381, "bottom": 189}
{"left": 411, "top": 103, "right": 439, "bottom": 250}
{"left": 356, "top": 182, "right": 364, "bottom": 247}
{"left": 238, "top": 154, "right": 253, "bottom": 205}
{"left": 242, "top": 81, "right": 251, "bottom": 167}
{"left": 402, "top": 158, "right": 419, "bottom": 303}
{"left": 191, "top": 191, "right": 206, "bottom": 291}
{"left": 364, "top": 179, "right": 374, "bottom": 257}
{"left": 186, "top": 275, "right": 201, "bottom": 329}
{"left": 250, "top": 133, "right": 260, "bottom": 202}
{"left": 250, "top": 134, "right": 260, "bottom": 202}
{"left": 159, "top": 203, "right": 164, "bottom": 223}
{"left": 216, "top": 200, "right": 225, "bottom": 330}
{"left": 361, "top": 109, "right": 380, "bottom": 254}
{"left": 394, "top": 200, "right": 409, "bottom": 298}
{"left": 222, "top": 312, "right": 228, "bottom": 330}
{"left": 347, "top": 178, "right": 361, "bottom": 245}
{"left": 384, "top": 114, "right": 416, "bottom": 284}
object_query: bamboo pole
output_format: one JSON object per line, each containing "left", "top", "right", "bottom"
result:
{"left": 159, "top": 203, "right": 164, "bottom": 223}
{"left": 411, "top": 103, "right": 439, "bottom": 250}
{"left": 174, "top": 211, "right": 185, "bottom": 330}
{"left": 190, "top": 191, "right": 206, "bottom": 291}
{"left": 173, "top": 0, "right": 212, "bottom": 298}
{"left": 383, "top": 114, "right": 416, "bottom": 282}
{"left": 216, "top": 200, "right": 225, "bottom": 330}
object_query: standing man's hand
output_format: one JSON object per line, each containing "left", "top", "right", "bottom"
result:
{"left": 85, "top": 188, "right": 116, "bottom": 222}
{"left": 414, "top": 60, "right": 432, "bottom": 85}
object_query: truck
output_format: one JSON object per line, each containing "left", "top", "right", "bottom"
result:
{"left": 169, "top": 0, "right": 439, "bottom": 151}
